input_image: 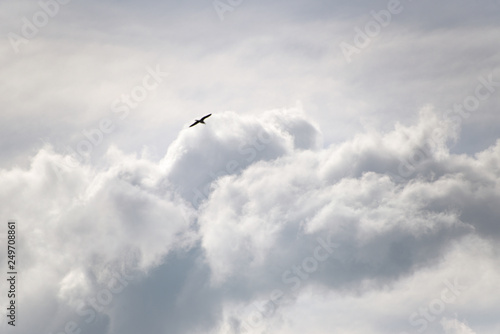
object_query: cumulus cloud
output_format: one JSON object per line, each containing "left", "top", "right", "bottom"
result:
{"left": 0, "top": 144, "right": 195, "bottom": 333}
{"left": 1, "top": 108, "right": 499, "bottom": 334}
{"left": 198, "top": 108, "right": 490, "bottom": 287}
{"left": 160, "top": 109, "right": 322, "bottom": 207}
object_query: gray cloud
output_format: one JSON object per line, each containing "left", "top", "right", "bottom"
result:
{"left": 2, "top": 108, "right": 499, "bottom": 333}
{"left": 2, "top": 0, "right": 500, "bottom": 333}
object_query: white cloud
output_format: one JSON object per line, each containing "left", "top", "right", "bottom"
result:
{"left": 0, "top": 144, "right": 195, "bottom": 333}
{"left": 2, "top": 2, "right": 500, "bottom": 332}
{"left": 441, "top": 318, "right": 477, "bottom": 334}
{"left": 1, "top": 106, "right": 500, "bottom": 334}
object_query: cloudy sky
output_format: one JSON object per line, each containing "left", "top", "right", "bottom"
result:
{"left": 1, "top": 0, "right": 500, "bottom": 333}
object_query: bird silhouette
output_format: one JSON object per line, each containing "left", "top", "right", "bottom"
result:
{"left": 189, "top": 114, "right": 212, "bottom": 127}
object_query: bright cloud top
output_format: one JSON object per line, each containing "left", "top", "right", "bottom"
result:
{"left": 1, "top": 108, "right": 499, "bottom": 334}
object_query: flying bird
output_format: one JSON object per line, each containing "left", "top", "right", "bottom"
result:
{"left": 189, "top": 114, "right": 212, "bottom": 127}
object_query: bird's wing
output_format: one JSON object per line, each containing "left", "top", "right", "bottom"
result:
{"left": 200, "top": 114, "right": 212, "bottom": 121}
{"left": 189, "top": 120, "right": 199, "bottom": 127}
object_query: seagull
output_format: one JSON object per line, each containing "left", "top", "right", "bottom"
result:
{"left": 189, "top": 114, "right": 212, "bottom": 127}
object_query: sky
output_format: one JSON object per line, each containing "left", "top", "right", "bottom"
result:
{"left": 0, "top": 0, "right": 499, "bottom": 333}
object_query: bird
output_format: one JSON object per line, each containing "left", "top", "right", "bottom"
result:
{"left": 189, "top": 114, "right": 212, "bottom": 127}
